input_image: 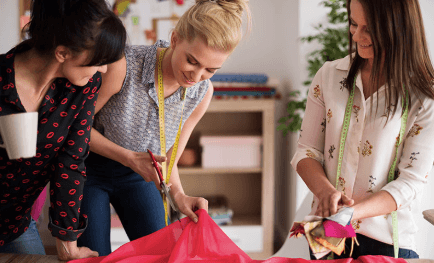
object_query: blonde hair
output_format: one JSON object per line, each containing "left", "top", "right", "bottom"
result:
{"left": 174, "top": 0, "right": 251, "bottom": 52}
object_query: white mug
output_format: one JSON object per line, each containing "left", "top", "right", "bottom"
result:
{"left": 0, "top": 112, "right": 38, "bottom": 160}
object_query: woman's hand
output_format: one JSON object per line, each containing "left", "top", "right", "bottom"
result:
{"left": 56, "top": 239, "right": 98, "bottom": 261}
{"left": 173, "top": 192, "right": 208, "bottom": 223}
{"left": 315, "top": 188, "right": 354, "bottom": 218}
{"left": 124, "top": 151, "right": 167, "bottom": 190}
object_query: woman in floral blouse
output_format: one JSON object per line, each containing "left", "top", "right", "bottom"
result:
{"left": 291, "top": 0, "right": 434, "bottom": 259}
{"left": 0, "top": 0, "right": 125, "bottom": 261}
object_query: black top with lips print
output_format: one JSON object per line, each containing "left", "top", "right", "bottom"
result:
{"left": 0, "top": 45, "right": 101, "bottom": 245}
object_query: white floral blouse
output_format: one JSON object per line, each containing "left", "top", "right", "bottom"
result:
{"left": 291, "top": 55, "right": 434, "bottom": 251}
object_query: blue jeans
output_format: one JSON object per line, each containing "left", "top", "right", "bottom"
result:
{"left": 309, "top": 233, "right": 419, "bottom": 259}
{"left": 78, "top": 153, "right": 166, "bottom": 256}
{"left": 0, "top": 218, "right": 45, "bottom": 255}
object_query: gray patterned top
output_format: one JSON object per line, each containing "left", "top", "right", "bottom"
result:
{"left": 94, "top": 40, "right": 210, "bottom": 154}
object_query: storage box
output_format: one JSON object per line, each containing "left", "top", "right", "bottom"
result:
{"left": 221, "top": 225, "right": 263, "bottom": 253}
{"left": 200, "top": 136, "right": 262, "bottom": 168}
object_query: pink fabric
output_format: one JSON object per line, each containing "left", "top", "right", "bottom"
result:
{"left": 31, "top": 186, "right": 47, "bottom": 221}
{"left": 323, "top": 220, "right": 356, "bottom": 238}
{"left": 70, "top": 210, "right": 405, "bottom": 263}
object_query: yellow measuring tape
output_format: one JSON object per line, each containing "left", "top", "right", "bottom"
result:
{"left": 157, "top": 48, "right": 187, "bottom": 226}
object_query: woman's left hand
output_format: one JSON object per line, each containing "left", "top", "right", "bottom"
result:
{"left": 173, "top": 192, "right": 208, "bottom": 223}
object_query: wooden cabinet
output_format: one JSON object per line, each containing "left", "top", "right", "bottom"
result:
{"left": 179, "top": 98, "right": 276, "bottom": 259}
{"left": 109, "top": 98, "right": 277, "bottom": 259}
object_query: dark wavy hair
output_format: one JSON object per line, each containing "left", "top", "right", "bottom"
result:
{"left": 346, "top": 0, "right": 434, "bottom": 117}
{"left": 18, "top": 0, "right": 126, "bottom": 66}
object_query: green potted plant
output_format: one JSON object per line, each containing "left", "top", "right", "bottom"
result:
{"left": 277, "top": 0, "right": 349, "bottom": 136}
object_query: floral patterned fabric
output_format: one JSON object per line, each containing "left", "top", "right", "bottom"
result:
{"left": 291, "top": 55, "right": 434, "bottom": 252}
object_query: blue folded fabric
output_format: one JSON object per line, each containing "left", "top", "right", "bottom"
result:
{"left": 213, "top": 90, "right": 276, "bottom": 96}
{"left": 210, "top": 74, "right": 269, "bottom": 84}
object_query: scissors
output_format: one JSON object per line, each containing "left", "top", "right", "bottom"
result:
{"left": 147, "top": 149, "right": 182, "bottom": 224}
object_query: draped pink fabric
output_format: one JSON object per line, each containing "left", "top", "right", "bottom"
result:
{"left": 70, "top": 209, "right": 406, "bottom": 263}
{"left": 30, "top": 186, "right": 47, "bottom": 221}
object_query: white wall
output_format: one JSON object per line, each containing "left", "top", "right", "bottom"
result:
{"left": 0, "top": 0, "right": 19, "bottom": 53}
{"left": 276, "top": 0, "right": 325, "bottom": 258}
{"left": 413, "top": 1, "right": 434, "bottom": 259}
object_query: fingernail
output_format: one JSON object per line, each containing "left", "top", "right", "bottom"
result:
{"left": 193, "top": 218, "right": 198, "bottom": 223}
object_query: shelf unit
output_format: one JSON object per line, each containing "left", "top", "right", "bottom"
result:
{"left": 179, "top": 98, "right": 276, "bottom": 259}
{"left": 109, "top": 99, "right": 276, "bottom": 259}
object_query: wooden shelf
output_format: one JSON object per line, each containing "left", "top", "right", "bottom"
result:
{"left": 181, "top": 98, "right": 276, "bottom": 259}
{"left": 207, "top": 98, "right": 276, "bottom": 112}
{"left": 228, "top": 214, "right": 261, "bottom": 226}
{"left": 179, "top": 166, "right": 262, "bottom": 175}
{"left": 423, "top": 209, "right": 434, "bottom": 226}
{"left": 109, "top": 98, "right": 276, "bottom": 259}
{"left": 173, "top": 214, "right": 261, "bottom": 226}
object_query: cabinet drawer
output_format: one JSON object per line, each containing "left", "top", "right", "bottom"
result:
{"left": 221, "top": 225, "right": 263, "bottom": 253}
{"left": 110, "top": 227, "right": 128, "bottom": 251}
{"left": 110, "top": 225, "right": 263, "bottom": 253}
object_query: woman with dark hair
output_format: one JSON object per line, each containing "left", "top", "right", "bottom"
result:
{"left": 0, "top": 0, "right": 126, "bottom": 260}
{"left": 291, "top": 0, "right": 434, "bottom": 259}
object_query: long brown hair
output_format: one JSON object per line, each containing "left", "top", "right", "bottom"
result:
{"left": 346, "top": 0, "right": 434, "bottom": 118}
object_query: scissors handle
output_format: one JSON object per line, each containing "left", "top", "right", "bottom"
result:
{"left": 147, "top": 149, "right": 164, "bottom": 183}
{"left": 148, "top": 150, "right": 181, "bottom": 216}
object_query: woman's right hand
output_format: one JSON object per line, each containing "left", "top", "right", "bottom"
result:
{"left": 315, "top": 188, "right": 354, "bottom": 218}
{"left": 56, "top": 239, "right": 98, "bottom": 261}
{"left": 124, "top": 151, "right": 167, "bottom": 190}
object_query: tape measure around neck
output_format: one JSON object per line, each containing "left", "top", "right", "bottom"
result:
{"left": 157, "top": 47, "right": 187, "bottom": 226}
{"left": 335, "top": 75, "right": 408, "bottom": 258}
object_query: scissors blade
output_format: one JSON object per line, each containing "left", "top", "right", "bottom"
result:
{"left": 161, "top": 183, "right": 183, "bottom": 225}
{"left": 161, "top": 182, "right": 178, "bottom": 212}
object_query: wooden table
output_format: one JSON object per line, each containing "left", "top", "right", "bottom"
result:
{"left": 0, "top": 253, "right": 433, "bottom": 263}
{"left": 423, "top": 209, "right": 434, "bottom": 226}
{"left": 0, "top": 253, "right": 64, "bottom": 263}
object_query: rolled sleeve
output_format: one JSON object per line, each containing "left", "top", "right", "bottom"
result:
{"left": 291, "top": 65, "right": 328, "bottom": 171}
{"left": 382, "top": 97, "right": 434, "bottom": 210}
{"left": 48, "top": 81, "right": 100, "bottom": 241}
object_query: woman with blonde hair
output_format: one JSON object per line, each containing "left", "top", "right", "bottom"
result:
{"left": 78, "top": 0, "right": 251, "bottom": 256}
{"left": 292, "top": 0, "right": 434, "bottom": 259}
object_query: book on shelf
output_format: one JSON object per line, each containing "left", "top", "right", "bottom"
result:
{"left": 213, "top": 90, "right": 276, "bottom": 96}
{"left": 210, "top": 73, "right": 268, "bottom": 84}
{"left": 173, "top": 195, "right": 234, "bottom": 225}
{"left": 210, "top": 74, "right": 280, "bottom": 99}
{"left": 212, "top": 87, "right": 279, "bottom": 99}
{"left": 214, "top": 87, "right": 274, "bottom": 91}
